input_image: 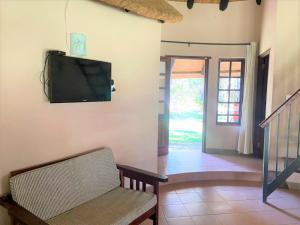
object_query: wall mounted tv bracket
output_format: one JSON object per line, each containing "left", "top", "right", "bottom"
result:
{"left": 48, "top": 50, "right": 66, "bottom": 56}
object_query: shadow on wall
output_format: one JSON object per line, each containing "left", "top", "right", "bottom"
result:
{"left": 1, "top": 175, "right": 9, "bottom": 196}
{"left": 0, "top": 196, "right": 11, "bottom": 224}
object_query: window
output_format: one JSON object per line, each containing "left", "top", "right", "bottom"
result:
{"left": 217, "top": 59, "right": 244, "bottom": 125}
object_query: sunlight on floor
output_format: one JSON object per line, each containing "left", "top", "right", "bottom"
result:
{"left": 158, "top": 145, "right": 262, "bottom": 175}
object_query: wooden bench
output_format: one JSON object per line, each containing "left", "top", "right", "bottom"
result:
{"left": 0, "top": 148, "right": 168, "bottom": 225}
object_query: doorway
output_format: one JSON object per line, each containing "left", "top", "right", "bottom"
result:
{"left": 253, "top": 52, "right": 269, "bottom": 158}
{"left": 158, "top": 56, "right": 208, "bottom": 156}
{"left": 169, "top": 57, "right": 207, "bottom": 151}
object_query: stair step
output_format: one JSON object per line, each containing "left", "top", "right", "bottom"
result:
{"left": 280, "top": 136, "right": 299, "bottom": 142}
{"left": 278, "top": 149, "right": 299, "bottom": 158}
{"left": 269, "top": 158, "right": 300, "bottom": 173}
{"left": 287, "top": 173, "right": 300, "bottom": 191}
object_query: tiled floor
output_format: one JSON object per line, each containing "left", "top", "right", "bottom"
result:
{"left": 142, "top": 181, "right": 300, "bottom": 225}
{"left": 158, "top": 144, "right": 262, "bottom": 175}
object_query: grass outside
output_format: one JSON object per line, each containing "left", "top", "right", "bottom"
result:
{"left": 169, "top": 112, "right": 203, "bottom": 144}
{"left": 170, "top": 130, "right": 203, "bottom": 143}
{"left": 169, "top": 78, "right": 204, "bottom": 144}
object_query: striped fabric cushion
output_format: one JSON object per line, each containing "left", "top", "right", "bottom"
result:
{"left": 10, "top": 148, "right": 120, "bottom": 221}
{"left": 47, "top": 187, "right": 157, "bottom": 225}
{"left": 10, "top": 160, "right": 83, "bottom": 220}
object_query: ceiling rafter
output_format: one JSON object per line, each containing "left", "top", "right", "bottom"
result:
{"left": 169, "top": 0, "right": 262, "bottom": 10}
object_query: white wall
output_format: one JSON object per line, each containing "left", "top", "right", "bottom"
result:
{"left": 259, "top": 0, "right": 277, "bottom": 116}
{"left": 161, "top": 1, "right": 261, "bottom": 151}
{"left": 260, "top": 0, "right": 300, "bottom": 116}
{"left": 0, "top": 1, "right": 161, "bottom": 224}
{"left": 272, "top": 0, "right": 300, "bottom": 107}
{"left": 259, "top": 0, "right": 300, "bottom": 186}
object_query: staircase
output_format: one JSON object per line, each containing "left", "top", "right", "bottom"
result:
{"left": 260, "top": 89, "right": 300, "bottom": 202}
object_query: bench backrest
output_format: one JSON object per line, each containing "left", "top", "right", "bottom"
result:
{"left": 9, "top": 148, "right": 120, "bottom": 220}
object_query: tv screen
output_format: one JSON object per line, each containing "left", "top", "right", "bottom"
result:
{"left": 48, "top": 55, "right": 111, "bottom": 103}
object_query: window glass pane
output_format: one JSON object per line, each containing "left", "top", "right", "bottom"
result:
{"left": 230, "top": 78, "right": 241, "bottom": 89}
{"left": 228, "top": 116, "right": 239, "bottom": 123}
{"left": 219, "top": 91, "right": 229, "bottom": 102}
{"left": 160, "top": 61, "right": 166, "bottom": 74}
{"left": 217, "top": 115, "right": 227, "bottom": 123}
{"left": 217, "top": 59, "right": 244, "bottom": 125}
{"left": 218, "top": 103, "right": 228, "bottom": 114}
{"left": 229, "top": 103, "right": 240, "bottom": 115}
{"left": 159, "top": 89, "right": 165, "bottom": 101}
{"left": 159, "top": 102, "right": 165, "bottom": 114}
{"left": 220, "top": 61, "right": 230, "bottom": 77}
{"left": 229, "top": 91, "right": 240, "bottom": 102}
{"left": 231, "top": 61, "right": 242, "bottom": 77}
{"left": 219, "top": 78, "right": 230, "bottom": 90}
{"left": 159, "top": 77, "right": 165, "bottom": 88}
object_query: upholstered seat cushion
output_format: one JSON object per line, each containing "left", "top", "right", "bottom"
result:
{"left": 46, "top": 187, "right": 157, "bottom": 225}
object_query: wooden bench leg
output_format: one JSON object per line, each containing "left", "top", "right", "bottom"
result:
{"left": 153, "top": 215, "right": 158, "bottom": 225}
{"left": 153, "top": 206, "right": 159, "bottom": 225}
{"left": 153, "top": 182, "right": 159, "bottom": 225}
{"left": 11, "top": 217, "right": 19, "bottom": 225}
{"left": 151, "top": 214, "right": 158, "bottom": 225}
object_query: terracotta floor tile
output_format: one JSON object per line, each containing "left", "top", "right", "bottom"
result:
{"left": 159, "top": 216, "right": 168, "bottom": 225}
{"left": 267, "top": 197, "right": 300, "bottom": 210}
{"left": 193, "top": 186, "right": 218, "bottom": 193}
{"left": 160, "top": 193, "right": 181, "bottom": 205}
{"left": 227, "top": 199, "right": 277, "bottom": 212}
{"left": 250, "top": 210, "right": 300, "bottom": 225}
{"left": 265, "top": 189, "right": 300, "bottom": 201}
{"left": 184, "top": 202, "right": 233, "bottom": 216}
{"left": 175, "top": 187, "right": 196, "bottom": 194}
{"left": 204, "top": 202, "right": 234, "bottom": 214}
{"left": 184, "top": 203, "right": 211, "bottom": 216}
{"left": 178, "top": 193, "right": 203, "bottom": 203}
{"left": 158, "top": 147, "right": 262, "bottom": 175}
{"left": 162, "top": 204, "right": 190, "bottom": 218}
{"left": 286, "top": 222, "right": 300, "bottom": 225}
{"left": 191, "top": 215, "right": 223, "bottom": 225}
{"left": 166, "top": 217, "right": 195, "bottom": 225}
{"left": 217, "top": 212, "right": 261, "bottom": 225}
{"left": 217, "top": 190, "right": 248, "bottom": 201}
{"left": 197, "top": 192, "right": 225, "bottom": 202}
{"left": 157, "top": 181, "right": 300, "bottom": 225}
{"left": 285, "top": 208, "right": 300, "bottom": 220}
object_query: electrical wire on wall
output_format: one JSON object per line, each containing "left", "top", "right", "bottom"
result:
{"left": 40, "top": 52, "right": 50, "bottom": 99}
{"left": 40, "top": 0, "right": 70, "bottom": 100}
{"left": 64, "top": 0, "right": 70, "bottom": 54}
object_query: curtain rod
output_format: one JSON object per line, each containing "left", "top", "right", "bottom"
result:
{"left": 161, "top": 40, "right": 250, "bottom": 46}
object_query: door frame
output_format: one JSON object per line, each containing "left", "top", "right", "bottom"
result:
{"left": 253, "top": 49, "right": 270, "bottom": 158}
{"left": 165, "top": 55, "right": 210, "bottom": 153}
{"left": 158, "top": 56, "right": 172, "bottom": 156}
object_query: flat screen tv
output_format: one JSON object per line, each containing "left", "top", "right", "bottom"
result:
{"left": 48, "top": 55, "right": 111, "bottom": 103}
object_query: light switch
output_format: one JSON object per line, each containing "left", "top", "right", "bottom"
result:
{"left": 70, "top": 33, "right": 86, "bottom": 56}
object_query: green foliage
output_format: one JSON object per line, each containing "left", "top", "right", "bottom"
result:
{"left": 169, "top": 130, "right": 202, "bottom": 143}
{"left": 169, "top": 112, "right": 203, "bottom": 144}
{"left": 169, "top": 78, "right": 205, "bottom": 144}
{"left": 170, "top": 112, "right": 203, "bottom": 120}
{"left": 170, "top": 78, "right": 204, "bottom": 113}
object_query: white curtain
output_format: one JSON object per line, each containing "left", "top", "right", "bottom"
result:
{"left": 238, "top": 42, "right": 258, "bottom": 154}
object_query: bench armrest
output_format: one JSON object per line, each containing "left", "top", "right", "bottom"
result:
{"left": 117, "top": 164, "right": 168, "bottom": 183}
{"left": 117, "top": 164, "right": 168, "bottom": 194}
{"left": 0, "top": 195, "right": 48, "bottom": 225}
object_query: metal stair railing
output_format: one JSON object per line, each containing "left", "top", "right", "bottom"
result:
{"left": 260, "top": 88, "right": 300, "bottom": 202}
